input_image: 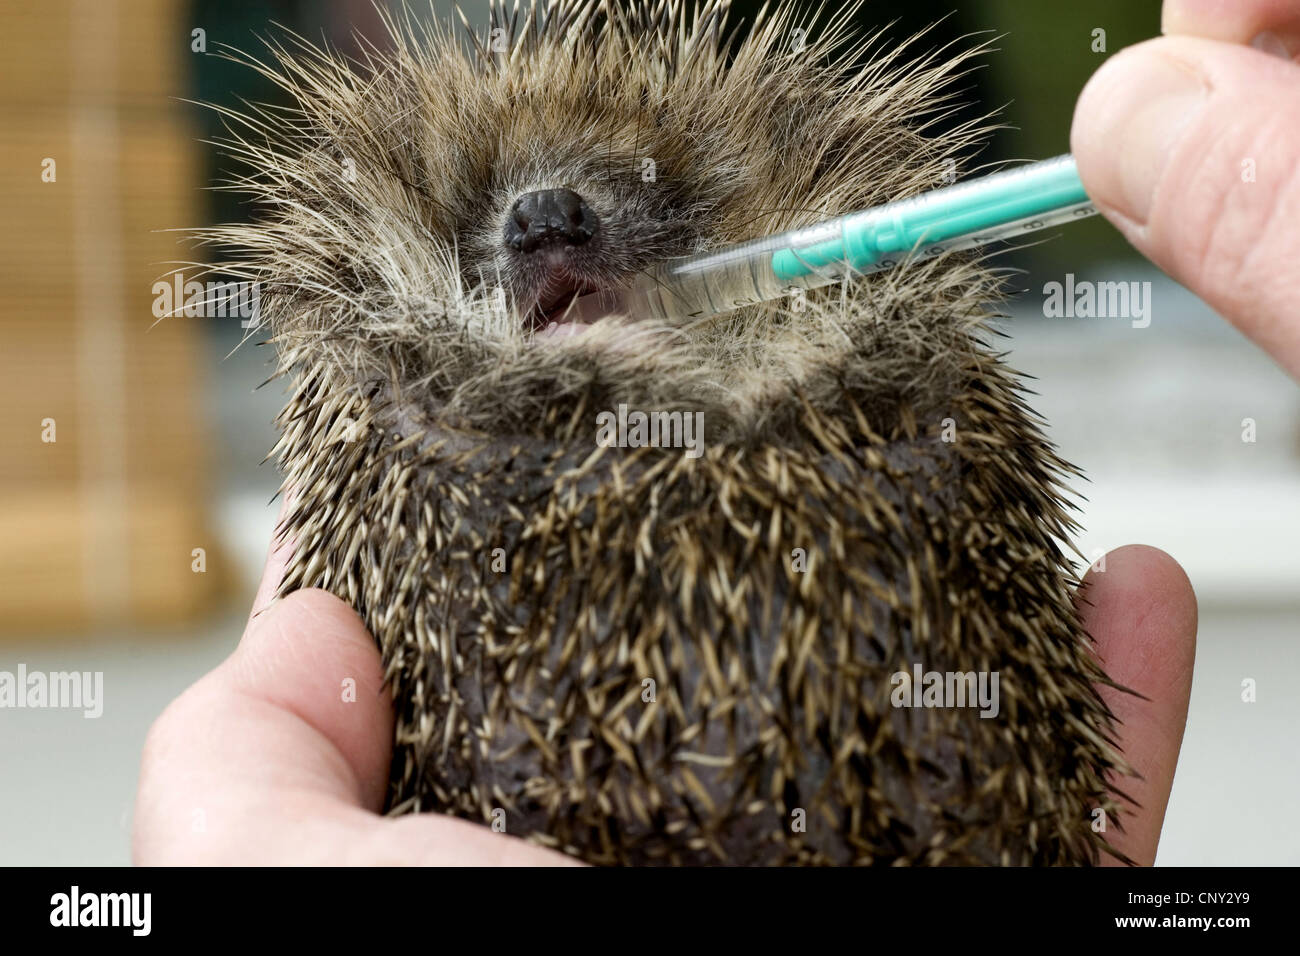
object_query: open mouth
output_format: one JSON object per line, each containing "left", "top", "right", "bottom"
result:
{"left": 527, "top": 274, "right": 600, "bottom": 337}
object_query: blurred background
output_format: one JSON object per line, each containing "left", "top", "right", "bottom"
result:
{"left": 1, "top": 0, "right": 1296, "bottom": 865}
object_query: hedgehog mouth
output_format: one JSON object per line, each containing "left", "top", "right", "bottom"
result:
{"left": 527, "top": 275, "right": 600, "bottom": 336}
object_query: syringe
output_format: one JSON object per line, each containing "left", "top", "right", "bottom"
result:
{"left": 561, "top": 154, "right": 1096, "bottom": 325}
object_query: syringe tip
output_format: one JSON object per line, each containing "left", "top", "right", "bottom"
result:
{"left": 560, "top": 287, "right": 630, "bottom": 325}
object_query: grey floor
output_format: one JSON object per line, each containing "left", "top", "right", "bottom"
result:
{"left": 1, "top": 261, "right": 1297, "bottom": 865}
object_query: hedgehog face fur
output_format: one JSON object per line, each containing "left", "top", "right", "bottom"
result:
{"left": 211, "top": 0, "right": 1133, "bottom": 865}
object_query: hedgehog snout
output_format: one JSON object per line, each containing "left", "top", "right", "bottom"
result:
{"left": 503, "top": 187, "right": 600, "bottom": 253}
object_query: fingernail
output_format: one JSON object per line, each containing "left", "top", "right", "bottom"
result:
{"left": 1250, "top": 30, "right": 1292, "bottom": 60}
{"left": 1074, "top": 51, "right": 1208, "bottom": 226}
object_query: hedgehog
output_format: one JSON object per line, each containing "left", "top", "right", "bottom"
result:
{"left": 203, "top": 0, "right": 1133, "bottom": 865}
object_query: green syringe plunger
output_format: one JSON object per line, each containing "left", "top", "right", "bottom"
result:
{"left": 561, "top": 154, "right": 1096, "bottom": 326}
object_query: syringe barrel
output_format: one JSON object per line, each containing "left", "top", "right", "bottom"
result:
{"left": 611, "top": 155, "right": 1093, "bottom": 324}
{"left": 771, "top": 154, "right": 1091, "bottom": 281}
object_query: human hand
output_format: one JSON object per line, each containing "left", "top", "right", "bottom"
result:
{"left": 1071, "top": 0, "right": 1300, "bottom": 380}
{"left": 131, "top": 517, "right": 577, "bottom": 865}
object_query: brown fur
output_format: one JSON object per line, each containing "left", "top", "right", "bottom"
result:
{"left": 201, "top": 0, "right": 1132, "bottom": 864}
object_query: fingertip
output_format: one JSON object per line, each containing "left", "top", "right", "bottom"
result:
{"left": 232, "top": 587, "right": 394, "bottom": 808}
{"left": 1078, "top": 545, "right": 1198, "bottom": 866}
{"left": 1080, "top": 544, "right": 1198, "bottom": 685}
{"left": 240, "top": 586, "right": 375, "bottom": 660}
{"left": 1082, "top": 543, "right": 1196, "bottom": 607}
{"left": 1071, "top": 40, "right": 1210, "bottom": 230}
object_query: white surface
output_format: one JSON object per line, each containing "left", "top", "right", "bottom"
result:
{"left": 1157, "top": 609, "right": 1300, "bottom": 865}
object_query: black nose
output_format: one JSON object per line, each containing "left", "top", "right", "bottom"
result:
{"left": 504, "top": 188, "right": 598, "bottom": 253}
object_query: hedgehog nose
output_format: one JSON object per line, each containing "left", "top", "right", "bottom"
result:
{"left": 504, "top": 188, "right": 598, "bottom": 253}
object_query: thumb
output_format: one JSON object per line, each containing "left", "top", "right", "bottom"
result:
{"left": 1071, "top": 35, "right": 1300, "bottom": 379}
